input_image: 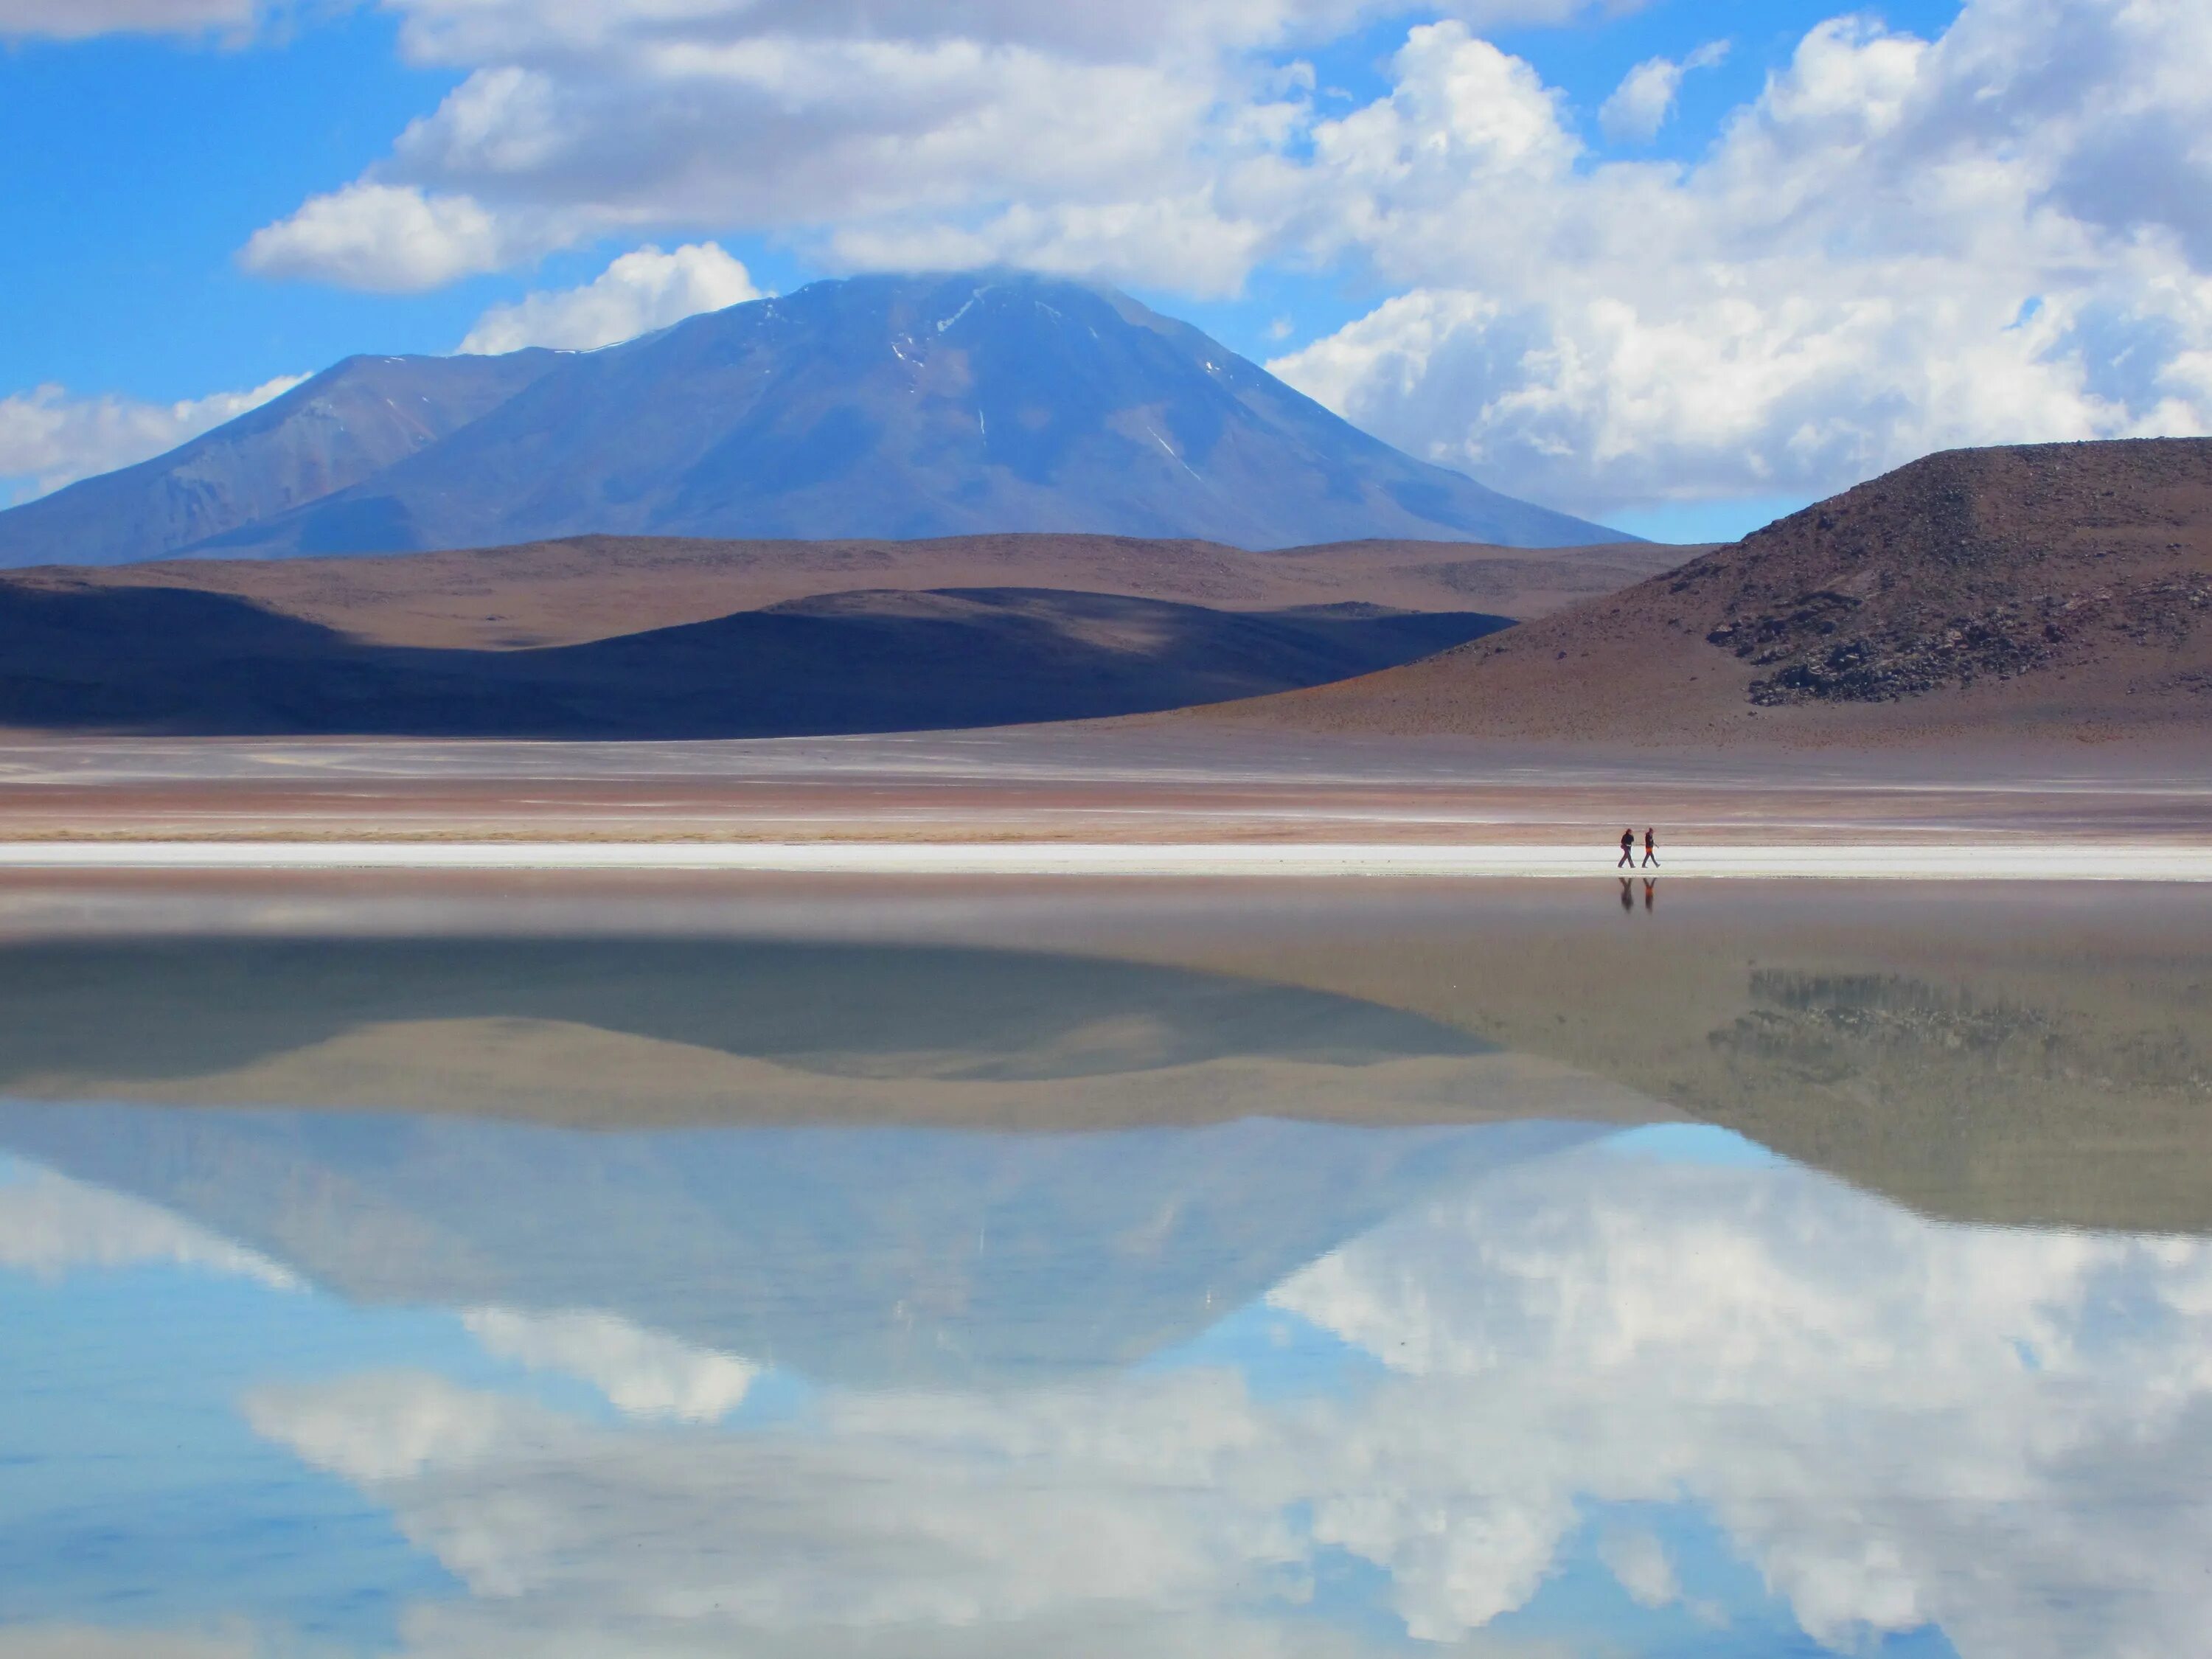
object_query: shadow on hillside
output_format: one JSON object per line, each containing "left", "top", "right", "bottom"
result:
{"left": 0, "top": 580, "right": 1510, "bottom": 737}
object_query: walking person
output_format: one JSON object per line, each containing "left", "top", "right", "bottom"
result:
{"left": 1641, "top": 827, "right": 1659, "bottom": 869}
{"left": 1618, "top": 828, "right": 1635, "bottom": 869}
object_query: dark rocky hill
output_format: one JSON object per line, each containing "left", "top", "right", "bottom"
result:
{"left": 1196, "top": 437, "right": 2212, "bottom": 747}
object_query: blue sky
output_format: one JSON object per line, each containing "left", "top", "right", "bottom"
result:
{"left": 2, "top": 0, "right": 2202, "bottom": 541}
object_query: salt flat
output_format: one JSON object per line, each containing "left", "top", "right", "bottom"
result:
{"left": 2, "top": 838, "right": 2208, "bottom": 880}
{"left": 2, "top": 731, "right": 2207, "bottom": 854}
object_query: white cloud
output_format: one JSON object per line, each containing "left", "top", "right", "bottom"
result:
{"left": 457, "top": 243, "right": 761, "bottom": 354}
{"left": 378, "top": 0, "right": 1643, "bottom": 69}
{"left": 0, "top": 1156, "right": 299, "bottom": 1287}
{"left": 463, "top": 1307, "right": 759, "bottom": 1421}
{"left": 239, "top": 182, "right": 543, "bottom": 293}
{"left": 240, "top": 0, "right": 1646, "bottom": 300}
{"left": 1268, "top": 3, "right": 2212, "bottom": 514}
{"left": 0, "top": 0, "right": 254, "bottom": 38}
{"left": 1597, "top": 39, "right": 1727, "bottom": 143}
{"left": 1596, "top": 1527, "right": 1679, "bottom": 1610}
{"left": 0, "top": 373, "right": 307, "bottom": 505}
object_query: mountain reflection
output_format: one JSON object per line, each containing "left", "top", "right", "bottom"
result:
{"left": 0, "top": 1105, "right": 1595, "bottom": 1382}
{"left": 1, "top": 915, "right": 2210, "bottom": 1656}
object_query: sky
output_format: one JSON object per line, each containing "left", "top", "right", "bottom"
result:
{"left": 1, "top": 0, "right": 2208, "bottom": 540}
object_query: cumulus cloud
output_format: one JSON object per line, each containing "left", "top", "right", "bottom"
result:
{"left": 0, "top": 374, "right": 306, "bottom": 504}
{"left": 1595, "top": 1527, "right": 1680, "bottom": 1610}
{"left": 0, "top": 0, "right": 254, "bottom": 38}
{"left": 240, "top": 1144, "right": 2212, "bottom": 1657}
{"left": 457, "top": 243, "right": 760, "bottom": 354}
{"left": 239, "top": 182, "right": 542, "bottom": 293}
{"left": 1268, "top": 3, "right": 2212, "bottom": 514}
{"left": 235, "top": 0, "right": 1652, "bottom": 287}
{"left": 239, "top": 0, "right": 1644, "bottom": 299}
{"left": 378, "top": 0, "right": 1644, "bottom": 68}
{"left": 1597, "top": 38, "right": 1728, "bottom": 142}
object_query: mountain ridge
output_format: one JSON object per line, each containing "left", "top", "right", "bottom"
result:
{"left": 0, "top": 351, "right": 563, "bottom": 568}
{"left": 0, "top": 274, "right": 1621, "bottom": 566}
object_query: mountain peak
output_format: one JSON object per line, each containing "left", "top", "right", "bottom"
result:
{"left": 0, "top": 271, "right": 1621, "bottom": 567}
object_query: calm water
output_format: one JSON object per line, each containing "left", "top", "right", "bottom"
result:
{"left": 3, "top": 881, "right": 2209, "bottom": 1658}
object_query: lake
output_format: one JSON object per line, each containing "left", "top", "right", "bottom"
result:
{"left": 2, "top": 877, "right": 2208, "bottom": 1658}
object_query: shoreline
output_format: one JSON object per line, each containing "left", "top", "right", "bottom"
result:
{"left": 1, "top": 841, "right": 2208, "bottom": 880}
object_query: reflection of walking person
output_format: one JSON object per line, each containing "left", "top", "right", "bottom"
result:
{"left": 1620, "top": 877, "right": 1634, "bottom": 912}
{"left": 1641, "top": 827, "right": 1659, "bottom": 868}
{"left": 1618, "top": 828, "right": 1635, "bottom": 869}
{"left": 1644, "top": 877, "right": 1656, "bottom": 912}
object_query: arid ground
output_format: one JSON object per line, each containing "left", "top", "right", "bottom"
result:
{"left": 1, "top": 532, "right": 1688, "bottom": 646}
{"left": 0, "top": 728, "right": 2205, "bottom": 880}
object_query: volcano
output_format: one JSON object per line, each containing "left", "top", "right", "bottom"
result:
{"left": 0, "top": 273, "right": 1619, "bottom": 566}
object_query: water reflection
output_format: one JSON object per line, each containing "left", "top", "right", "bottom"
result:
{"left": 0, "top": 936, "right": 1648, "bottom": 1132}
{"left": 1, "top": 914, "right": 2208, "bottom": 1657}
{"left": 0, "top": 1105, "right": 1593, "bottom": 1384}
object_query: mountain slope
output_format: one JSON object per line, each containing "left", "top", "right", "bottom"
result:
{"left": 1191, "top": 438, "right": 2212, "bottom": 748}
{"left": 0, "top": 274, "right": 1619, "bottom": 566}
{"left": 0, "top": 351, "right": 560, "bottom": 568}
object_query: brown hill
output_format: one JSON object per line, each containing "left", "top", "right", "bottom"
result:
{"left": 1192, "top": 438, "right": 2212, "bottom": 748}
{"left": 0, "top": 532, "right": 1690, "bottom": 651}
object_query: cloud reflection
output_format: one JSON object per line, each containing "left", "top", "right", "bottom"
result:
{"left": 0, "top": 1630, "right": 257, "bottom": 1659}
{"left": 234, "top": 1137, "right": 2212, "bottom": 1657}
{"left": 462, "top": 1307, "right": 759, "bottom": 1423}
{"left": 1273, "top": 1145, "right": 2212, "bottom": 1653}
{"left": 0, "top": 1155, "right": 298, "bottom": 1289}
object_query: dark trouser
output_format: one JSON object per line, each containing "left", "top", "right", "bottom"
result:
{"left": 1618, "top": 849, "right": 1634, "bottom": 866}
{"left": 1642, "top": 851, "right": 1658, "bottom": 866}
